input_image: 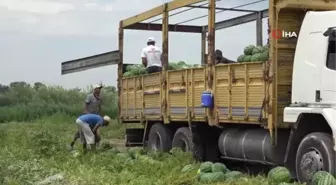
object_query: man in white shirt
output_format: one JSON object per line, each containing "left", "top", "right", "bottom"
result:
{"left": 141, "top": 37, "right": 163, "bottom": 74}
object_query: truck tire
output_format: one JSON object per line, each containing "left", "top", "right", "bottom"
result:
{"left": 147, "top": 123, "right": 173, "bottom": 152}
{"left": 172, "top": 127, "right": 192, "bottom": 152}
{"left": 295, "top": 132, "right": 335, "bottom": 184}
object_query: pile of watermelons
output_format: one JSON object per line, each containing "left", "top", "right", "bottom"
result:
{"left": 181, "top": 161, "right": 336, "bottom": 184}
{"left": 123, "top": 61, "right": 202, "bottom": 77}
{"left": 237, "top": 44, "right": 270, "bottom": 63}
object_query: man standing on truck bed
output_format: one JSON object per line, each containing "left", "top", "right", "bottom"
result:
{"left": 215, "top": 49, "right": 235, "bottom": 64}
{"left": 141, "top": 37, "right": 163, "bottom": 74}
{"left": 68, "top": 84, "right": 103, "bottom": 150}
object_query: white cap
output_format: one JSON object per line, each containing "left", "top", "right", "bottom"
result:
{"left": 147, "top": 37, "right": 155, "bottom": 43}
{"left": 103, "top": 115, "right": 111, "bottom": 122}
{"left": 93, "top": 84, "right": 102, "bottom": 89}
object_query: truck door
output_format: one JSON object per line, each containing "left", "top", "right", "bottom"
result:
{"left": 321, "top": 30, "right": 336, "bottom": 103}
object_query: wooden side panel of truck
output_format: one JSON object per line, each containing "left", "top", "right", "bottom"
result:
{"left": 121, "top": 62, "right": 267, "bottom": 124}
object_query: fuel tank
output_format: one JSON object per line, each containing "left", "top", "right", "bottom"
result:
{"left": 218, "top": 129, "right": 290, "bottom": 165}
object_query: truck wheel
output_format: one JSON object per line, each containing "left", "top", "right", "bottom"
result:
{"left": 147, "top": 123, "right": 173, "bottom": 152}
{"left": 172, "top": 127, "right": 192, "bottom": 152}
{"left": 296, "top": 132, "right": 335, "bottom": 183}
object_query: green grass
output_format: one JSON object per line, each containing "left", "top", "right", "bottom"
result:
{"left": 0, "top": 114, "right": 303, "bottom": 185}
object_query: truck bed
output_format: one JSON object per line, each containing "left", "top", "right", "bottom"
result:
{"left": 121, "top": 61, "right": 268, "bottom": 125}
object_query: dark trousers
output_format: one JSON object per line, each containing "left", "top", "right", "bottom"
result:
{"left": 147, "top": 66, "right": 162, "bottom": 74}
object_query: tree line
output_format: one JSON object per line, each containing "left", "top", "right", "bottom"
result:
{"left": 0, "top": 81, "right": 118, "bottom": 123}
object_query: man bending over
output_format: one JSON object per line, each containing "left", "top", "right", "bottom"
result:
{"left": 75, "top": 114, "right": 110, "bottom": 152}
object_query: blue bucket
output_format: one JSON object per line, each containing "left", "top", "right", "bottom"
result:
{"left": 201, "top": 91, "right": 213, "bottom": 108}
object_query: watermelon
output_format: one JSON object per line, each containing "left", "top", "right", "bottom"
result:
{"left": 199, "top": 172, "right": 225, "bottom": 183}
{"left": 237, "top": 54, "right": 245, "bottom": 62}
{"left": 211, "top": 162, "right": 227, "bottom": 173}
{"left": 211, "top": 172, "right": 226, "bottom": 181}
{"left": 252, "top": 46, "right": 263, "bottom": 55}
{"left": 317, "top": 172, "right": 336, "bottom": 185}
{"left": 313, "top": 171, "right": 330, "bottom": 185}
{"left": 199, "top": 161, "right": 213, "bottom": 173}
{"left": 199, "top": 173, "right": 214, "bottom": 183}
{"left": 259, "top": 51, "right": 269, "bottom": 62}
{"left": 267, "top": 166, "right": 291, "bottom": 184}
{"left": 129, "top": 68, "right": 140, "bottom": 76}
{"left": 224, "top": 171, "right": 243, "bottom": 180}
{"left": 126, "top": 65, "right": 136, "bottom": 71}
{"left": 138, "top": 67, "right": 147, "bottom": 74}
{"left": 251, "top": 53, "right": 262, "bottom": 62}
{"left": 244, "top": 45, "right": 255, "bottom": 55}
{"left": 243, "top": 55, "right": 252, "bottom": 62}
{"left": 181, "top": 164, "right": 196, "bottom": 173}
{"left": 261, "top": 45, "right": 269, "bottom": 52}
{"left": 123, "top": 72, "right": 131, "bottom": 77}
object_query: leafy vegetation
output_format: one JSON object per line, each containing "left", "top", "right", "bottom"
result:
{"left": 0, "top": 81, "right": 117, "bottom": 123}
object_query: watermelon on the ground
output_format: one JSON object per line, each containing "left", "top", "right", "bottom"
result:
{"left": 251, "top": 53, "right": 262, "bottom": 62}
{"left": 252, "top": 46, "right": 263, "bottom": 55}
{"left": 244, "top": 45, "right": 255, "bottom": 55}
{"left": 199, "top": 172, "right": 225, "bottom": 183}
{"left": 224, "top": 171, "right": 243, "bottom": 180}
{"left": 312, "top": 171, "right": 330, "bottom": 185}
{"left": 199, "top": 173, "right": 214, "bottom": 183}
{"left": 211, "top": 172, "right": 225, "bottom": 182}
{"left": 237, "top": 54, "right": 245, "bottom": 62}
{"left": 267, "top": 166, "right": 291, "bottom": 184}
{"left": 181, "top": 164, "right": 196, "bottom": 173}
{"left": 199, "top": 161, "right": 213, "bottom": 173}
{"left": 317, "top": 172, "right": 336, "bottom": 185}
{"left": 211, "top": 162, "right": 227, "bottom": 173}
{"left": 243, "top": 55, "right": 252, "bottom": 62}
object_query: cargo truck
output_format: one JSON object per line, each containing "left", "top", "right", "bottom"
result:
{"left": 61, "top": 0, "right": 336, "bottom": 184}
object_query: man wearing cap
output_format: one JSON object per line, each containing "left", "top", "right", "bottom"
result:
{"left": 68, "top": 84, "right": 103, "bottom": 150}
{"left": 141, "top": 37, "right": 163, "bottom": 74}
{"left": 84, "top": 84, "right": 103, "bottom": 114}
{"left": 215, "top": 49, "right": 235, "bottom": 64}
{"left": 75, "top": 114, "right": 110, "bottom": 152}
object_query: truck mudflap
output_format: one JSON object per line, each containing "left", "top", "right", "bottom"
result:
{"left": 125, "top": 128, "right": 144, "bottom": 147}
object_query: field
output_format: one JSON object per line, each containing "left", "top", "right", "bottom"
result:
{"left": 0, "top": 82, "right": 302, "bottom": 185}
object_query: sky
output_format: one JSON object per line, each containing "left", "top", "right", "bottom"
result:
{"left": 0, "top": 0, "right": 269, "bottom": 89}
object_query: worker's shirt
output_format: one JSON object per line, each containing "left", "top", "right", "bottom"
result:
{"left": 141, "top": 45, "right": 162, "bottom": 68}
{"left": 85, "top": 93, "right": 101, "bottom": 114}
{"left": 78, "top": 114, "right": 103, "bottom": 127}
